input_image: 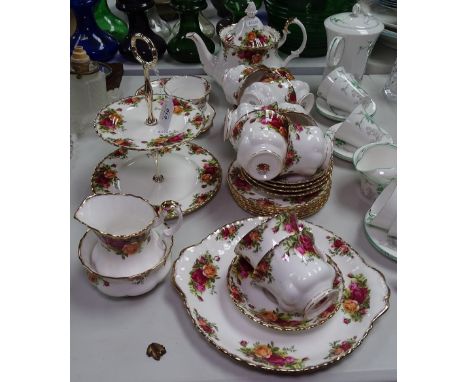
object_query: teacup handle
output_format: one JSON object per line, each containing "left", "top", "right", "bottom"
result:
{"left": 154, "top": 200, "right": 183, "bottom": 238}
{"left": 279, "top": 18, "right": 307, "bottom": 67}
{"left": 326, "top": 36, "right": 345, "bottom": 68}
{"left": 298, "top": 93, "right": 315, "bottom": 114}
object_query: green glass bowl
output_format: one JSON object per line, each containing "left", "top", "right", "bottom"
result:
{"left": 265, "top": 0, "right": 355, "bottom": 57}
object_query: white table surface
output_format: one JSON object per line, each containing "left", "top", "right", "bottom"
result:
{"left": 70, "top": 74, "right": 397, "bottom": 382}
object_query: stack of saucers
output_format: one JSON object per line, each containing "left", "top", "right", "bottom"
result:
{"left": 227, "top": 159, "right": 333, "bottom": 218}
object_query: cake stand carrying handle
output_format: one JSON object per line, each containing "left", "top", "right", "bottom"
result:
{"left": 130, "top": 33, "right": 159, "bottom": 126}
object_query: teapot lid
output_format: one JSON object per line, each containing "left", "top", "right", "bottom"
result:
{"left": 223, "top": 1, "right": 275, "bottom": 48}
{"left": 326, "top": 3, "right": 383, "bottom": 32}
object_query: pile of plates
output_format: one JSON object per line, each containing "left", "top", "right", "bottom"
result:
{"left": 379, "top": 0, "right": 397, "bottom": 9}
{"left": 227, "top": 160, "right": 333, "bottom": 218}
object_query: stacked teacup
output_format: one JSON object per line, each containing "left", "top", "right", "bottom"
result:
{"left": 224, "top": 67, "right": 334, "bottom": 217}
{"left": 228, "top": 213, "right": 342, "bottom": 331}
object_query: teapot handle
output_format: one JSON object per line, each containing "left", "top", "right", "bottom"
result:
{"left": 153, "top": 200, "right": 183, "bottom": 238}
{"left": 326, "top": 36, "right": 345, "bottom": 68}
{"left": 279, "top": 18, "right": 307, "bottom": 67}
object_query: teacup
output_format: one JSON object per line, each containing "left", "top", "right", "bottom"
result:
{"left": 253, "top": 227, "right": 340, "bottom": 318}
{"left": 222, "top": 64, "right": 271, "bottom": 105}
{"left": 240, "top": 80, "right": 313, "bottom": 112}
{"left": 163, "top": 75, "right": 211, "bottom": 110}
{"left": 367, "top": 179, "right": 397, "bottom": 232}
{"left": 335, "top": 104, "right": 393, "bottom": 148}
{"left": 326, "top": 72, "right": 370, "bottom": 113}
{"left": 74, "top": 194, "right": 183, "bottom": 257}
{"left": 317, "top": 66, "right": 347, "bottom": 100}
{"left": 234, "top": 110, "right": 290, "bottom": 180}
{"left": 235, "top": 213, "right": 302, "bottom": 269}
{"left": 281, "top": 112, "right": 332, "bottom": 176}
{"left": 353, "top": 142, "right": 397, "bottom": 200}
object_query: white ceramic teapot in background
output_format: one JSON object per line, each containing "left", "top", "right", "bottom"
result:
{"left": 186, "top": 2, "right": 307, "bottom": 86}
{"left": 324, "top": 3, "right": 384, "bottom": 80}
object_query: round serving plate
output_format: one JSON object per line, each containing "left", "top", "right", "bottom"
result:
{"left": 315, "top": 97, "right": 377, "bottom": 122}
{"left": 227, "top": 253, "right": 343, "bottom": 332}
{"left": 173, "top": 216, "right": 390, "bottom": 373}
{"left": 363, "top": 210, "right": 397, "bottom": 261}
{"left": 94, "top": 95, "right": 205, "bottom": 151}
{"left": 91, "top": 143, "right": 222, "bottom": 218}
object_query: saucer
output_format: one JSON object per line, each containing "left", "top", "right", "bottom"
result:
{"left": 227, "top": 161, "right": 331, "bottom": 218}
{"left": 92, "top": 143, "right": 221, "bottom": 218}
{"left": 94, "top": 95, "right": 205, "bottom": 151}
{"left": 227, "top": 253, "right": 343, "bottom": 331}
{"left": 364, "top": 210, "right": 397, "bottom": 261}
{"left": 80, "top": 229, "right": 173, "bottom": 297}
{"left": 315, "top": 97, "right": 376, "bottom": 122}
{"left": 173, "top": 217, "right": 390, "bottom": 373}
{"left": 330, "top": 123, "right": 394, "bottom": 162}
{"left": 91, "top": 230, "right": 166, "bottom": 278}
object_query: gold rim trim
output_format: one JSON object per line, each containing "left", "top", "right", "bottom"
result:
{"left": 74, "top": 193, "right": 161, "bottom": 239}
{"left": 226, "top": 252, "right": 344, "bottom": 332}
{"left": 79, "top": 226, "right": 173, "bottom": 281}
{"left": 93, "top": 95, "right": 205, "bottom": 152}
{"left": 171, "top": 217, "right": 391, "bottom": 374}
{"left": 90, "top": 143, "right": 223, "bottom": 219}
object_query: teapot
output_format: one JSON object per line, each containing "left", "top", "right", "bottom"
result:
{"left": 186, "top": 1, "right": 307, "bottom": 85}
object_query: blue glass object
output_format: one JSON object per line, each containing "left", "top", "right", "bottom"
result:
{"left": 70, "top": 0, "right": 119, "bottom": 62}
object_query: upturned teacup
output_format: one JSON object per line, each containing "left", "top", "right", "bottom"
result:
{"left": 234, "top": 109, "right": 290, "bottom": 181}
{"left": 353, "top": 142, "right": 397, "bottom": 200}
{"left": 235, "top": 213, "right": 302, "bottom": 269}
{"left": 252, "top": 228, "right": 340, "bottom": 318}
{"left": 74, "top": 194, "right": 183, "bottom": 257}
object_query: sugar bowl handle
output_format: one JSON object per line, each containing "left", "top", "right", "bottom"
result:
{"left": 279, "top": 18, "right": 307, "bottom": 67}
{"left": 130, "top": 33, "right": 159, "bottom": 126}
{"left": 155, "top": 200, "right": 183, "bottom": 238}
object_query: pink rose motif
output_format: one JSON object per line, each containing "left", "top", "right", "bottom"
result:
{"left": 341, "top": 341, "right": 352, "bottom": 351}
{"left": 203, "top": 164, "right": 217, "bottom": 174}
{"left": 296, "top": 233, "right": 315, "bottom": 255}
{"left": 267, "top": 354, "right": 295, "bottom": 366}
{"left": 198, "top": 256, "right": 206, "bottom": 264}
{"left": 191, "top": 268, "right": 207, "bottom": 285}
{"left": 168, "top": 134, "right": 184, "bottom": 143}
{"left": 350, "top": 283, "right": 368, "bottom": 304}
{"left": 240, "top": 340, "right": 248, "bottom": 347}
{"left": 196, "top": 283, "right": 206, "bottom": 292}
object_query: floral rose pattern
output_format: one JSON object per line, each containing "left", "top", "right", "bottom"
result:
{"left": 92, "top": 164, "right": 118, "bottom": 192}
{"left": 198, "top": 159, "right": 221, "bottom": 186}
{"left": 238, "top": 341, "right": 307, "bottom": 370}
{"left": 254, "top": 309, "right": 304, "bottom": 328}
{"left": 240, "top": 30, "right": 271, "bottom": 47}
{"left": 326, "top": 235, "right": 354, "bottom": 258}
{"left": 341, "top": 273, "right": 370, "bottom": 322}
{"left": 237, "top": 225, "right": 266, "bottom": 253}
{"left": 271, "top": 214, "right": 300, "bottom": 234}
{"left": 252, "top": 253, "right": 273, "bottom": 283}
{"left": 231, "top": 255, "right": 254, "bottom": 284}
{"left": 170, "top": 97, "right": 193, "bottom": 115}
{"left": 280, "top": 227, "right": 321, "bottom": 262}
{"left": 97, "top": 108, "right": 125, "bottom": 134}
{"left": 190, "top": 113, "right": 205, "bottom": 128}
{"left": 325, "top": 336, "right": 357, "bottom": 360}
{"left": 189, "top": 190, "right": 216, "bottom": 209}
{"left": 230, "top": 166, "right": 253, "bottom": 193}
{"left": 98, "top": 232, "right": 150, "bottom": 258}
{"left": 87, "top": 271, "right": 109, "bottom": 287}
{"left": 256, "top": 163, "right": 270, "bottom": 175}
{"left": 236, "top": 49, "right": 268, "bottom": 65}
{"left": 118, "top": 96, "right": 142, "bottom": 106}
{"left": 194, "top": 309, "right": 219, "bottom": 340}
{"left": 188, "top": 251, "right": 220, "bottom": 301}
{"left": 216, "top": 222, "right": 244, "bottom": 242}
{"left": 144, "top": 130, "right": 194, "bottom": 149}
{"left": 228, "top": 281, "right": 247, "bottom": 304}
{"left": 107, "top": 138, "right": 137, "bottom": 148}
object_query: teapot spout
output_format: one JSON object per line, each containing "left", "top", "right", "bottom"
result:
{"left": 185, "top": 32, "right": 219, "bottom": 83}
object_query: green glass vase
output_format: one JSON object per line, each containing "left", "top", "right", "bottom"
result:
{"left": 168, "top": 0, "right": 215, "bottom": 63}
{"left": 93, "top": 0, "right": 129, "bottom": 42}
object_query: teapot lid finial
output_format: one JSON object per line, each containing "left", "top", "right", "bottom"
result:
{"left": 351, "top": 3, "right": 361, "bottom": 17}
{"left": 245, "top": 1, "right": 257, "bottom": 18}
